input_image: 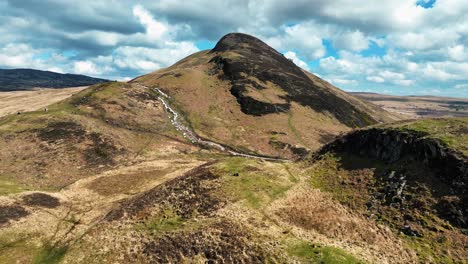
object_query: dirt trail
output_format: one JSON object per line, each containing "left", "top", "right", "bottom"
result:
{"left": 136, "top": 84, "right": 290, "bottom": 162}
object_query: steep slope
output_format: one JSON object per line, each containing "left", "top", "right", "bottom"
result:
{"left": 0, "top": 82, "right": 195, "bottom": 192}
{"left": 134, "top": 33, "right": 398, "bottom": 159}
{"left": 0, "top": 69, "right": 108, "bottom": 91}
{"left": 306, "top": 117, "right": 468, "bottom": 263}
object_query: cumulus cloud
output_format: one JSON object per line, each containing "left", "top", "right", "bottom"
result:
{"left": 367, "top": 76, "right": 385, "bottom": 83}
{"left": 284, "top": 51, "right": 310, "bottom": 71}
{"left": 334, "top": 31, "right": 369, "bottom": 52}
{"left": 263, "top": 22, "right": 327, "bottom": 60}
{"left": 0, "top": 0, "right": 467, "bottom": 96}
{"left": 454, "top": 84, "right": 468, "bottom": 89}
{"left": 73, "top": 61, "right": 100, "bottom": 75}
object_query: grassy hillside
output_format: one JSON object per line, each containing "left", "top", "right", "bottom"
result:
{"left": 0, "top": 82, "right": 190, "bottom": 191}
{"left": 304, "top": 117, "right": 468, "bottom": 263}
{"left": 134, "top": 33, "right": 399, "bottom": 159}
{"left": 0, "top": 33, "right": 464, "bottom": 264}
{"left": 0, "top": 88, "right": 465, "bottom": 264}
{"left": 381, "top": 117, "right": 468, "bottom": 155}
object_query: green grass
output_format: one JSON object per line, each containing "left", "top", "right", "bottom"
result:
{"left": 0, "top": 177, "right": 29, "bottom": 195}
{"left": 286, "top": 240, "right": 364, "bottom": 263}
{"left": 384, "top": 117, "right": 468, "bottom": 156}
{"left": 144, "top": 208, "right": 185, "bottom": 233}
{"left": 405, "top": 236, "right": 455, "bottom": 264}
{"left": 33, "top": 243, "right": 68, "bottom": 264}
{"left": 287, "top": 112, "right": 308, "bottom": 147}
{"left": 0, "top": 233, "right": 38, "bottom": 264}
{"left": 218, "top": 157, "right": 293, "bottom": 208}
{"left": 307, "top": 154, "right": 355, "bottom": 204}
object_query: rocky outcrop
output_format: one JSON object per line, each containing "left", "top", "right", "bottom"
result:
{"left": 315, "top": 128, "right": 467, "bottom": 228}
{"left": 229, "top": 84, "right": 290, "bottom": 116}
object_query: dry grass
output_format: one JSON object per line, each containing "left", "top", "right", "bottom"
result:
{"left": 134, "top": 52, "right": 352, "bottom": 158}
{"left": 0, "top": 87, "right": 87, "bottom": 118}
{"left": 354, "top": 92, "right": 468, "bottom": 119}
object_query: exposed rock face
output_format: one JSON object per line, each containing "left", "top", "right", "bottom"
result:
{"left": 229, "top": 84, "right": 290, "bottom": 116}
{"left": 209, "top": 33, "right": 377, "bottom": 126}
{"left": 316, "top": 128, "right": 467, "bottom": 228}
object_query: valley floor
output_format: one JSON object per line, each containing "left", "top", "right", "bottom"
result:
{"left": 0, "top": 87, "right": 87, "bottom": 118}
{"left": 353, "top": 92, "right": 468, "bottom": 119}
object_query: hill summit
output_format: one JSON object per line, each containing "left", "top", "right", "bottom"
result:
{"left": 135, "top": 33, "right": 397, "bottom": 158}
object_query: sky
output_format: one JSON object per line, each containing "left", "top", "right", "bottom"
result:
{"left": 0, "top": 0, "right": 467, "bottom": 98}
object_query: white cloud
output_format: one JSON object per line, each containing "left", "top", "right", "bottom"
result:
{"left": 366, "top": 76, "right": 385, "bottom": 83}
{"left": 284, "top": 51, "right": 310, "bottom": 71}
{"left": 334, "top": 31, "right": 368, "bottom": 52}
{"left": 133, "top": 5, "right": 168, "bottom": 40}
{"left": 113, "top": 42, "right": 198, "bottom": 72}
{"left": 448, "top": 45, "right": 468, "bottom": 61}
{"left": 422, "top": 64, "right": 455, "bottom": 81}
{"left": 379, "top": 70, "right": 405, "bottom": 80}
{"left": 454, "top": 84, "right": 468, "bottom": 89}
{"left": 264, "top": 22, "right": 327, "bottom": 60}
{"left": 330, "top": 78, "right": 358, "bottom": 85}
{"left": 73, "top": 61, "right": 99, "bottom": 75}
{"left": 394, "top": 79, "right": 414, "bottom": 86}
{"left": 1, "top": 0, "right": 468, "bottom": 96}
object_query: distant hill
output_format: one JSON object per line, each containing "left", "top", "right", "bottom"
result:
{"left": 0, "top": 68, "right": 109, "bottom": 91}
{"left": 352, "top": 92, "right": 468, "bottom": 118}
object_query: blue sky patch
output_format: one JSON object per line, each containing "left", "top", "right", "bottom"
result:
{"left": 416, "top": 0, "right": 436, "bottom": 8}
{"left": 196, "top": 40, "right": 215, "bottom": 50}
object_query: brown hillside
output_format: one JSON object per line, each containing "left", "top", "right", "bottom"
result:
{"left": 134, "top": 33, "right": 398, "bottom": 159}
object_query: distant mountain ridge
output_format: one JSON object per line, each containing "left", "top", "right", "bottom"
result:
{"left": 0, "top": 68, "right": 108, "bottom": 91}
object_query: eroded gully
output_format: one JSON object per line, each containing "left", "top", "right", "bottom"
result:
{"left": 136, "top": 84, "right": 289, "bottom": 162}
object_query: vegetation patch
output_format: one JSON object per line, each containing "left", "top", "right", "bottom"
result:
{"left": 0, "top": 178, "right": 28, "bottom": 196}
{"left": 35, "top": 121, "right": 86, "bottom": 143}
{"left": 0, "top": 232, "right": 39, "bottom": 264}
{"left": 217, "top": 157, "right": 293, "bottom": 208}
{"left": 87, "top": 169, "right": 171, "bottom": 196}
{"left": 286, "top": 240, "right": 364, "bottom": 264}
{"left": 22, "top": 193, "right": 60, "bottom": 208}
{"left": 0, "top": 204, "right": 29, "bottom": 225}
{"left": 106, "top": 162, "right": 221, "bottom": 221}
{"left": 33, "top": 243, "right": 68, "bottom": 264}
{"left": 307, "top": 151, "right": 467, "bottom": 263}
{"left": 143, "top": 207, "right": 185, "bottom": 234}
{"left": 84, "top": 132, "right": 119, "bottom": 166}
{"left": 384, "top": 117, "right": 468, "bottom": 155}
{"left": 142, "top": 220, "right": 269, "bottom": 263}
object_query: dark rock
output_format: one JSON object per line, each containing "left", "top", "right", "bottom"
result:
{"left": 229, "top": 85, "right": 290, "bottom": 115}
{"left": 401, "top": 225, "right": 423, "bottom": 237}
{"left": 313, "top": 128, "right": 467, "bottom": 228}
